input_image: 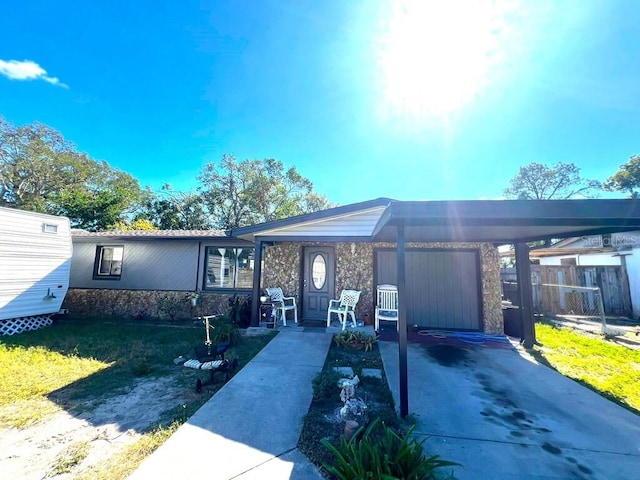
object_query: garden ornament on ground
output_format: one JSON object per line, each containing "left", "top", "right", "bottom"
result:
{"left": 338, "top": 375, "right": 367, "bottom": 421}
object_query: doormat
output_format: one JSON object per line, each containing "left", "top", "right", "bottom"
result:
{"left": 303, "top": 327, "right": 328, "bottom": 333}
{"left": 299, "top": 320, "right": 328, "bottom": 328}
{"left": 377, "top": 327, "right": 514, "bottom": 349}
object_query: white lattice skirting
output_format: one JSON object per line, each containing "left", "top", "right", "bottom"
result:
{"left": 0, "top": 315, "right": 53, "bottom": 336}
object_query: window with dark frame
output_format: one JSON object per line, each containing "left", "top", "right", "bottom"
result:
{"left": 94, "top": 245, "right": 124, "bottom": 279}
{"left": 204, "top": 247, "right": 254, "bottom": 290}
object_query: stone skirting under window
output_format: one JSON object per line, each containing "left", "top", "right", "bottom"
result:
{"left": 63, "top": 289, "right": 244, "bottom": 321}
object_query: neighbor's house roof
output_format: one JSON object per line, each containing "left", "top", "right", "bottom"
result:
{"left": 523, "top": 230, "right": 640, "bottom": 259}
{"left": 528, "top": 246, "right": 617, "bottom": 259}
{"left": 232, "top": 198, "right": 640, "bottom": 245}
{"left": 500, "top": 245, "right": 616, "bottom": 259}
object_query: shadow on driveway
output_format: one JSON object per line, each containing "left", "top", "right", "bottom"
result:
{"left": 379, "top": 341, "right": 640, "bottom": 480}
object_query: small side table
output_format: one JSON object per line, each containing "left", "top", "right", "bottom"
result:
{"left": 260, "top": 303, "right": 275, "bottom": 328}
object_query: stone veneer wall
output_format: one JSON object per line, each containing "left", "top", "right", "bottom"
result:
{"left": 262, "top": 243, "right": 301, "bottom": 299}
{"left": 63, "top": 289, "right": 243, "bottom": 321}
{"left": 262, "top": 242, "right": 375, "bottom": 319}
{"left": 263, "top": 241, "right": 502, "bottom": 333}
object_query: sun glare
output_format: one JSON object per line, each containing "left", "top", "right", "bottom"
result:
{"left": 377, "top": 0, "right": 513, "bottom": 118}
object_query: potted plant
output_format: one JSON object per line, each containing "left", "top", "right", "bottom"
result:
{"left": 187, "top": 291, "right": 200, "bottom": 307}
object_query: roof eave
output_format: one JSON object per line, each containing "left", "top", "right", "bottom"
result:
{"left": 230, "top": 197, "right": 394, "bottom": 239}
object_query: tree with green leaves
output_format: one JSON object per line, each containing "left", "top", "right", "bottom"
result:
{"left": 503, "top": 162, "right": 601, "bottom": 200}
{"left": 0, "top": 117, "right": 143, "bottom": 230}
{"left": 604, "top": 155, "right": 640, "bottom": 198}
{"left": 198, "top": 154, "right": 333, "bottom": 229}
{"left": 140, "top": 184, "right": 212, "bottom": 229}
{"left": 112, "top": 218, "right": 157, "bottom": 231}
{"left": 50, "top": 166, "right": 143, "bottom": 231}
{"left": 1, "top": 117, "right": 85, "bottom": 210}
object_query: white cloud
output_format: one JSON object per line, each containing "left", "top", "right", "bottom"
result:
{"left": 0, "top": 59, "right": 68, "bottom": 88}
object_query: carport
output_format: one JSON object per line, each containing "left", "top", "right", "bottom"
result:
{"left": 371, "top": 199, "right": 640, "bottom": 417}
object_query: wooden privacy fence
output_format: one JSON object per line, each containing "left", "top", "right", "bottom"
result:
{"left": 501, "top": 265, "right": 632, "bottom": 317}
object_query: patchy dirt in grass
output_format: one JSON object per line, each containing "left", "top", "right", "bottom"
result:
{"left": 0, "top": 376, "right": 186, "bottom": 480}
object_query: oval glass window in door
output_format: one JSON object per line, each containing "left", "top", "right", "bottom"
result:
{"left": 312, "top": 254, "right": 326, "bottom": 289}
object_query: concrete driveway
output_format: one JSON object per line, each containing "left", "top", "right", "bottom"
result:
{"left": 379, "top": 341, "right": 640, "bottom": 480}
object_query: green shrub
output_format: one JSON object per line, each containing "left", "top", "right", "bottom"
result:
{"left": 321, "top": 418, "right": 458, "bottom": 480}
{"left": 312, "top": 369, "right": 343, "bottom": 401}
{"left": 334, "top": 331, "right": 378, "bottom": 351}
{"left": 226, "top": 294, "right": 252, "bottom": 328}
{"left": 209, "top": 318, "right": 241, "bottom": 345}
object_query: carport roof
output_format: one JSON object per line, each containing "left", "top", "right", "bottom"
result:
{"left": 371, "top": 199, "right": 640, "bottom": 244}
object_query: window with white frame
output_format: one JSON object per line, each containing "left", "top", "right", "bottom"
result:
{"left": 94, "top": 245, "right": 124, "bottom": 279}
{"left": 204, "top": 247, "right": 254, "bottom": 290}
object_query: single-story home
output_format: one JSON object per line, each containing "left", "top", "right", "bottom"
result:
{"left": 66, "top": 198, "right": 501, "bottom": 332}
{"left": 66, "top": 197, "right": 640, "bottom": 417}
{"left": 67, "top": 197, "right": 640, "bottom": 336}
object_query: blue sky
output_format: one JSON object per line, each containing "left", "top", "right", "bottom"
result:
{"left": 1, "top": 0, "right": 639, "bottom": 206}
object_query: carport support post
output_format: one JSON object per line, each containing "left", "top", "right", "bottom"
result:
{"left": 250, "top": 239, "right": 263, "bottom": 327}
{"left": 397, "top": 224, "right": 409, "bottom": 418}
{"left": 515, "top": 242, "right": 536, "bottom": 348}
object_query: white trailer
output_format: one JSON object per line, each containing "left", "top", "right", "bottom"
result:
{"left": 0, "top": 207, "right": 72, "bottom": 335}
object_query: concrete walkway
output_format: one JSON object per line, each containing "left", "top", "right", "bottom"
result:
{"left": 129, "top": 330, "right": 332, "bottom": 480}
{"left": 379, "top": 340, "right": 640, "bottom": 480}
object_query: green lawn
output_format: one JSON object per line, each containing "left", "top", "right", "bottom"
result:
{"left": 0, "top": 319, "right": 193, "bottom": 427}
{"left": 534, "top": 321, "right": 640, "bottom": 414}
{"left": 0, "top": 316, "right": 275, "bottom": 479}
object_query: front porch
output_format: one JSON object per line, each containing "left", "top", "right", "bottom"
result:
{"left": 255, "top": 315, "right": 378, "bottom": 336}
{"left": 256, "top": 240, "right": 502, "bottom": 334}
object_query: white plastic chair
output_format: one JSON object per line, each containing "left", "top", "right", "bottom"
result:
{"left": 375, "top": 284, "right": 398, "bottom": 331}
{"left": 266, "top": 287, "right": 297, "bottom": 326}
{"left": 327, "top": 290, "right": 361, "bottom": 330}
